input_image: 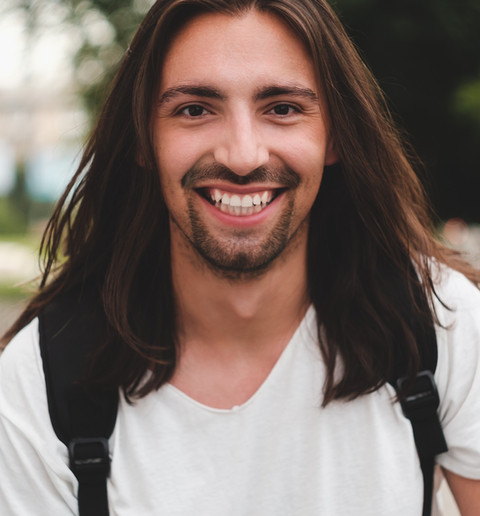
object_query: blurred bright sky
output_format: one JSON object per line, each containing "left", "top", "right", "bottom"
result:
{"left": 0, "top": 3, "right": 80, "bottom": 89}
{"left": 0, "top": 2, "right": 85, "bottom": 199}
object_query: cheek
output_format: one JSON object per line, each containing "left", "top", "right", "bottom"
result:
{"left": 156, "top": 133, "right": 206, "bottom": 186}
{"left": 286, "top": 146, "right": 326, "bottom": 212}
{"left": 155, "top": 146, "right": 186, "bottom": 191}
{"left": 282, "top": 141, "right": 327, "bottom": 187}
{"left": 276, "top": 124, "right": 330, "bottom": 168}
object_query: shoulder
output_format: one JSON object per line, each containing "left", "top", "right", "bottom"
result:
{"left": 432, "top": 263, "right": 480, "bottom": 320}
{"left": 431, "top": 265, "right": 480, "bottom": 479}
{"left": 0, "top": 319, "right": 78, "bottom": 513}
{"left": 0, "top": 318, "right": 51, "bottom": 436}
{"left": 0, "top": 318, "right": 43, "bottom": 402}
{"left": 432, "top": 264, "right": 480, "bottom": 373}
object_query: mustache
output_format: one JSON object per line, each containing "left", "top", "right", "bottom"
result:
{"left": 181, "top": 163, "right": 300, "bottom": 189}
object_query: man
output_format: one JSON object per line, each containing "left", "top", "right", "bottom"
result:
{"left": 1, "top": 0, "right": 479, "bottom": 514}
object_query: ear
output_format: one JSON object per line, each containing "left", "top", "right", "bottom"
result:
{"left": 325, "top": 138, "right": 338, "bottom": 166}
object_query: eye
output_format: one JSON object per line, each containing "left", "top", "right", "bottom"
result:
{"left": 270, "top": 104, "right": 300, "bottom": 116}
{"left": 179, "top": 104, "right": 209, "bottom": 117}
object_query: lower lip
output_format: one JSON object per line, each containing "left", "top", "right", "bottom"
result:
{"left": 197, "top": 192, "right": 285, "bottom": 228}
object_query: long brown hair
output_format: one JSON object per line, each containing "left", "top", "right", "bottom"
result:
{"left": 3, "top": 0, "right": 479, "bottom": 403}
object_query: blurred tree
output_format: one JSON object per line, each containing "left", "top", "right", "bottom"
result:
{"left": 67, "top": 0, "right": 153, "bottom": 117}
{"left": 0, "top": 161, "right": 29, "bottom": 234}
{"left": 6, "top": 0, "right": 152, "bottom": 119}
{"left": 15, "top": 0, "right": 480, "bottom": 221}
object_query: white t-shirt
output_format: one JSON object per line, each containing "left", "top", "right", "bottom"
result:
{"left": 0, "top": 266, "right": 479, "bottom": 515}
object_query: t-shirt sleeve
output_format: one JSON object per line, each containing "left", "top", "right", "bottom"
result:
{"left": 0, "top": 319, "right": 78, "bottom": 515}
{"left": 433, "top": 268, "right": 480, "bottom": 479}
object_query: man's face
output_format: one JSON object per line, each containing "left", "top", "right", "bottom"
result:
{"left": 153, "top": 10, "right": 336, "bottom": 276}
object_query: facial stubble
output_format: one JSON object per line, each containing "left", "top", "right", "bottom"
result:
{"left": 170, "top": 163, "right": 305, "bottom": 279}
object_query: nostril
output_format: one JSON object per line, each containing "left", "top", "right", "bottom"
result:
{"left": 213, "top": 136, "right": 269, "bottom": 176}
{"left": 215, "top": 153, "right": 270, "bottom": 177}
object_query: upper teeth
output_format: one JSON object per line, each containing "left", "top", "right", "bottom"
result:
{"left": 211, "top": 189, "right": 272, "bottom": 207}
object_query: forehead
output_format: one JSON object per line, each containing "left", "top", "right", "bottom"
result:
{"left": 160, "top": 10, "right": 317, "bottom": 94}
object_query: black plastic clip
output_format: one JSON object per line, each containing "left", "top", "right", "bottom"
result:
{"left": 397, "top": 370, "right": 440, "bottom": 421}
{"left": 68, "top": 437, "right": 111, "bottom": 483}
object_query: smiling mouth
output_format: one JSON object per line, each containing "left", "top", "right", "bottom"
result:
{"left": 197, "top": 187, "right": 283, "bottom": 216}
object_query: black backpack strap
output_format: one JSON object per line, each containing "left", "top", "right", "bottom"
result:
{"left": 39, "top": 288, "right": 118, "bottom": 516}
{"left": 389, "top": 269, "right": 448, "bottom": 516}
{"left": 397, "top": 371, "right": 448, "bottom": 516}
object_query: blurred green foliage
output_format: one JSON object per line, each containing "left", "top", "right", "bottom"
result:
{"left": 68, "top": 0, "right": 152, "bottom": 117}
{"left": 0, "top": 199, "right": 28, "bottom": 234}
{"left": 15, "top": 0, "right": 480, "bottom": 221}
{"left": 0, "top": 161, "right": 29, "bottom": 234}
{"left": 0, "top": 158, "right": 54, "bottom": 235}
{"left": 454, "top": 79, "right": 480, "bottom": 132}
{"left": 0, "top": 282, "right": 32, "bottom": 300}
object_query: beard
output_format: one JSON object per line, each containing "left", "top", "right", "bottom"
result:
{"left": 171, "top": 163, "right": 303, "bottom": 279}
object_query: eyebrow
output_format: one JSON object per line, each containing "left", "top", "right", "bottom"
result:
{"left": 158, "top": 86, "right": 225, "bottom": 105}
{"left": 158, "top": 84, "right": 319, "bottom": 106}
{"left": 254, "top": 85, "right": 319, "bottom": 103}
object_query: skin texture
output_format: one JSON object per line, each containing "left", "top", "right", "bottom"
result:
{"left": 152, "top": 10, "right": 337, "bottom": 409}
{"left": 443, "top": 469, "right": 480, "bottom": 515}
{"left": 154, "top": 10, "right": 337, "bottom": 279}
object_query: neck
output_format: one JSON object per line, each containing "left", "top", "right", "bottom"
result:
{"left": 170, "top": 228, "right": 310, "bottom": 356}
{"left": 168, "top": 223, "right": 310, "bottom": 408}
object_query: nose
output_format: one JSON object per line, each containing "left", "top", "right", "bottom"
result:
{"left": 213, "top": 112, "right": 269, "bottom": 176}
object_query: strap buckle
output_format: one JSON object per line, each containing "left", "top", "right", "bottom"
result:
{"left": 397, "top": 370, "right": 440, "bottom": 421}
{"left": 68, "top": 437, "right": 111, "bottom": 483}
